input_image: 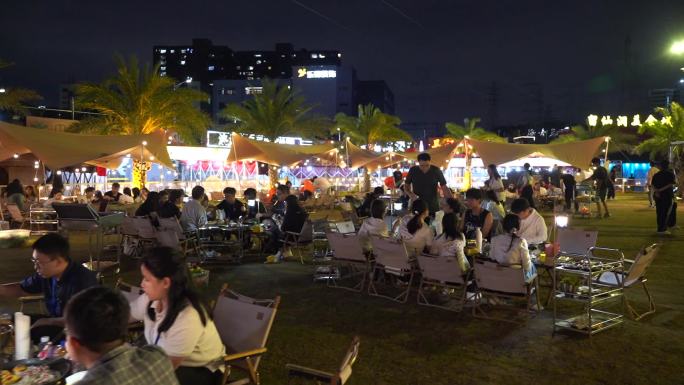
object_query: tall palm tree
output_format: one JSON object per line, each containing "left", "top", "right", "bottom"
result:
{"left": 335, "top": 103, "right": 410, "bottom": 191}
{"left": 445, "top": 117, "right": 506, "bottom": 143}
{"left": 550, "top": 123, "right": 636, "bottom": 153}
{"left": 635, "top": 102, "right": 684, "bottom": 159}
{"left": 69, "top": 55, "right": 210, "bottom": 144}
{"left": 221, "top": 78, "right": 330, "bottom": 187}
{"left": 0, "top": 59, "right": 41, "bottom": 115}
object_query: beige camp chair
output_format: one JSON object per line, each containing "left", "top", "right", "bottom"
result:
{"left": 367, "top": 236, "right": 414, "bottom": 303}
{"left": 594, "top": 243, "right": 659, "bottom": 321}
{"left": 158, "top": 216, "right": 202, "bottom": 257}
{"left": 326, "top": 232, "right": 370, "bottom": 292}
{"left": 472, "top": 258, "right": 540, "bottom": 323}
{"left": 284, "top": 218, "right": 313, "bottom": 264}
{"left": 286, "top": 336, "right": 360, "bottom": 385}
{"left": 416, "top": 254, "right": 471, "bottom": 312}
{"left": 6, "top": 204, "right": 29, "bottom": 229}
{"left": 116, "top": 279, "right": 144, "bottom": 304}
{"left": 213, "top": 284, "right": 281, "bottom": 385}
{"left": 557, "top": 228, "right": 598, "bottom": 258}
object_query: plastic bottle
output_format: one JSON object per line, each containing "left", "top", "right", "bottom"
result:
{"left": 38, "top": 341, "right": 54, "bottom": 360}
{"left": 475, "top": 227, "right": 483, "bottom": 253}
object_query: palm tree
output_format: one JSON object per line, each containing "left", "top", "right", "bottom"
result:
{"left": 69, "top": 55, "right": 210, "bottom": 144}
{"left": 221, "top": 78, "right": 330, "bottom": 187}
{"left": 445, "top": 117, "right": 506, "bottom": 143}
{"left": 0, "top": 59, "right": 41, "bottom": 115}
{"left": 550, "top": 123, "right": 636, "bottom": 153}
{"left": 635, "top": 102, "right": 684, "bottom": 159}
{"left": 335, "top": 104, "right": 410, "bottom": 191}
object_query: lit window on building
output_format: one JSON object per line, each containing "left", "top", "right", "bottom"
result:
{"left": 181, "top": 49, "right": 186, "bottom": 54}
{"left": 160, "top": 66, "right": 166, "bottom": 71}
{"left": 248, "top": 66, "right": 254, "bottom": 70}
{"left": 160, "top": 71, "right": 166, "bottom": 76}
{"left": 337, "top": 53, "right": 342, "bottom": 58}
{"left": 160, "top": 49, "right": 167, "bottom": 54}
{"left": 170, "top": 49, "right": 175, "bottom": 53}
{"left": 256, "top": 60, "right": 262, "bottom": 64}
{"left": 319, "top": 53, "right": 326, "bottom": 58}
{"left": 254, "top": 53, "right": 262, "bottom": 57}
{"left": 208, "top": 65, "right": 215, "bottom": 71}
{"left": 311, "top": 53, "right": 318, "bottom": 59}
{"left": 180, "top": 60, "right": 186, "bottom": 65}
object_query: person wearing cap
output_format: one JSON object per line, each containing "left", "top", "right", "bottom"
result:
{"left": 404, "top": 152, "right": 452, "bottom": 216}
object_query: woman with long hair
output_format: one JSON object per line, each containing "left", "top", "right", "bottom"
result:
{"left": 395, "top": 199, "right": 433, "bottom": 256}
{"left": 131, "top": 247, "right": 225, "bottom": 384}
{"left": 358, "top": 199, "right": 389, "bottom": 252}
{"left": 6, "top": 179, "right": 26, "bottom": 211}
{"left": 488, "top": 214, "right": 536, "bottom": 280}
{"left": 485, "top": 164, "right": 504, "bottom": 203}
{"left": 430, "top": 212, "right": 469, "bottom": 273}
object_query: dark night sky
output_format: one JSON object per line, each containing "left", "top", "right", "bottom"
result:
{"left": 1, "top": 0, "right": 684, "bottom": 128}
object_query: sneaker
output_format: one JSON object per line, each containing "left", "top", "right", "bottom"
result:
{"left": 656, "top": 231, "right": 672, "bottom": 236}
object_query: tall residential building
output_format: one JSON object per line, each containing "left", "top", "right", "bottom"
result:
{"left": 648, "top": 88, "right": 680, "bottom": 110}
{"left": 153, "top": 39, "right": 392, "bottom": 123}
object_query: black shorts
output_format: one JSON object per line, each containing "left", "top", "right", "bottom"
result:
{"left": 597, "top": 188, "right": 607, "bottom": 201}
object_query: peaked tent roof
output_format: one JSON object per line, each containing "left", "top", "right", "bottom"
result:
{"left": 345, "top": 139, "right": 413, "bottom": 169}
{"left": 0, "top": 121, "right": 174, "bottom": 169}
{"left": 226, "top": 133, "right": 336, "bottom": 167}
{"left": 467, "top": 136, "right": 608, "bottom": 167}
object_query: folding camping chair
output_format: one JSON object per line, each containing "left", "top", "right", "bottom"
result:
{"left": 472, "top": 258, "right": 540, "bottom": 323}
{"left": 367, "top": 236, "right": 414, "bottom": 303}
{"left": 213, "top": 284, "right": 281, "bottom": 385}
{"left": 326, "top": 232, "right": 370, "bottom": 292}
{"left": 557, "top": 228, "right": 598, "bottom": 258}
{"left": 158, "top": 217, "right": 201, "bottom": 257}
{"left": 594, "top": 243, "right": 660, "bottom": 321}
{"left": 286, "top": 336, "right": 360, "bottom": 385}
{"left": 416, "top": 254, "right": 471, "bottom": 312}
{"left": 284, "top": 218, "right": 313, "bottom": 264}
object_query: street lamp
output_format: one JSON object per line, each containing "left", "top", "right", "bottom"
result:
{"left": 670, "top": 40, "right": 684, "bottom": 55}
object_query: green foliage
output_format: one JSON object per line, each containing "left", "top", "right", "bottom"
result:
{"left": 550, "top": 124, "right": 635, "bottom": 152}
{"left": 69, "top": 55, "right": 210, "bottom": 144}
{"left": 0, "top": 58, "right": 42, "bottom": 114}
{"left": 220, "top": 78, "right": 330, "bottom": 141}
{"left": 445, "top": 117, "right": 506, "bottom": 143}
{"left": 635, "top": 102, "right": 684, "bottom": 159}
{"left": 334, "top": 103, "right": 410, "bottom": 147}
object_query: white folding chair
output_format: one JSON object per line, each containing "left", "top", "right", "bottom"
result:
{"left": 333, "top": 221, "right": 356, "bottom": 235}
{"left": 367, "top": 236, "right": 414, "bottom": 303}
{"left": 557, "top": 228, "right": 598, "bottom": 257}
{"left": 472, "top": 258, "right": 540, "bottom": 323}
{"left": 286, "top": 336, "right": 360, "bottom": 385}
{"left": 326, "top": 232, "right": 370, "bottom": 292}
{"left": 416, "top": 254, "right": 471, "bottom": 312}
{"left": 594, "top": 243, "right": 659, "bottom": 321}
{"left": 213, "top": 284, "right": 281, "bottom": 385}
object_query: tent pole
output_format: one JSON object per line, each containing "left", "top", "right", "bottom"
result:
{"left": 231, "top": 134, "right": 242, "bottom": 191}
{"left": 464, "top": 138, "right": 471, "bottom": 191}
{"left": 603, "top": 138, "right": 610, "bottom": 165}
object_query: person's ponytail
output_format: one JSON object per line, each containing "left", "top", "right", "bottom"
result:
{"left": 407, "top": 199, "right": 427, "bottom": 235}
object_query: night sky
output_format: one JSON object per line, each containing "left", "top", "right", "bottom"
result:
{"left": 2, "top": 0, "right": 684, "bottom": 128}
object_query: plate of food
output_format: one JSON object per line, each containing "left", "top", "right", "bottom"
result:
{"left": 1, "top": 358, "right": 71, "bottom": 385}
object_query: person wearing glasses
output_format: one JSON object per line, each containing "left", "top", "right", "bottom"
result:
{"left": 0, "top": 233, "right": 98, "bottom": 339}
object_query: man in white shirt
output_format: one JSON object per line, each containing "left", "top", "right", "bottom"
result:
{"left": 510, "top": 198, "right": 548, "bottom": 245}
{"left": 181, "top": 186, "right": 208, "bottom": 232}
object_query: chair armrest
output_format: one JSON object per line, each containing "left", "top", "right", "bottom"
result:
{"left": 223, "top": 347, "right": 268, "bottom": 363}
{"left": 19, "top": 295, "right": 45, "bottom": 303}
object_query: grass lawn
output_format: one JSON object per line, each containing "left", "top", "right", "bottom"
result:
{"left": 1, "top": 193, "right": 683, "bottom": 384}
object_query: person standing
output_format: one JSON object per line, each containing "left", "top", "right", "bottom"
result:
{"left": 647, "top": 161, "right": 660, "bottom": 208}
{"left": 652, "top": 159, "right": 676, "bottom": 235}
{"left": 559, "top": 167, "right": 577, "bottom": 212}
{"left": 484, "top": 164, "right": 505, "bottom": 203}
{"left": 607, "top": 166, "right": 617, "bottom": 200}
{"left": 404, "top": 153, "right": 453, "bottom": 216}
{"left": 584, "top": 157, "right": 611, "bottom": 218}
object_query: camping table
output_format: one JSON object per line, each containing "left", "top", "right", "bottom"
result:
{"left": 198, "top": 222, "right": 251, "bottom": 262}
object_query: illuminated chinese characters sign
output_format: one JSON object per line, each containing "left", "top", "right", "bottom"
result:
{"left": 297, "top": 68, "right": 337, "bottom": 79}
{"left": 587, "top": 114, "right": 671, "bottom": 127}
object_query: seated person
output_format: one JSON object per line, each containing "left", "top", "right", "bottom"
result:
{"left": 181, "top": 186, "right": 208, "bottom": 232}
{"left": 92, "top": 191, "right": 108, "bottom": 212}
{"left": 243, "top": 188, "right": 266, "bottom": 220}
{"left": 441, "top": 197, "right": 463, "bottom": 215}
{"left": 429, "top": 212, "right": 469, "bottom": 273}
{"left": 131, "top": 248, "right": 225, "bottom": 385}
{"left": 503, "top": 184, "right": 518, "bottom": 200}
{"left": 44, "top": 187, "right": 64, "bottom": 208}
{"left": 358, "top": 199, "right": 389, "bottom": 252}
{"left": 159, "top": 190, "right": 183, "bottom": 220}
{"left": 271, "top": 184, "right": 290, "bottom": 217}
{"left": 396, "top": 199, "right": 433, "bottom": 256}
{"left": 7, "top": 179, "right": 27, "bottom": 211}
{"left": 357, "top": 187, "right": 384, "bottom": 218}
{"left": 136, "top": 191, "right": 161, "bottom": 218}
{"left": 460, "top": 188, "right": 493, "bottom": 240}
{"left": 215, "top": 187, "right": 245, "bottom": 222}
{"left": 77, "top": 186, "right": 96, "bottom": 205}
{"left": 533, "top": 182, "right": 548, "bottom": 198}
{"left": 0, "top": 234, "right": 98, "bottom": 338}
{"left": 484, "top": 190, "right": 505, "bottom": 236}
{"left": 104, "top": 182, "right": 122, "bottom": 202}
{"left": 510, "top": 198, "right": 548, "bottom": 246}
{"left": 489, "top": 214, "right": 536, "bottom": 280}
{"left": 64, "top": 287, "right": 179, "bottom": 385}
{"left": 274, "top": 195, "right": 308, "bottom": 260}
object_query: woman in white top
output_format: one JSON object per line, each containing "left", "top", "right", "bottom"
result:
{"left": 485, "top": 164, "right": 505, "bottom": 202}
{"left": 131, "top": 247, "right": 225, "bottom": 385}
{"left": 358, "top": 199, "right": 389, "bottom": 252}
{"left": 429, "top": 212, "right": 469, "bottom": 273}
{"left": 488, "top": 214, "right": 536, "bottom": 281}
{"left": 396, "top": 199, "right": 433, "bottom": 256}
